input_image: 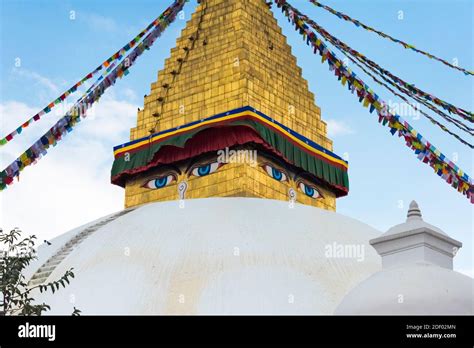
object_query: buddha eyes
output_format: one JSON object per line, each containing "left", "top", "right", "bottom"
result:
{"left": 298, "top": 182, "right": 322, "bottom": 199}
{"left": 190, "top": 161, "right": 222, "bottom": 177}
{"left": 143, "top": 162, "right": 224, "bottom": 189}
{"left": 143, "top": 174, "right": 176, "bottom": 189}
{"left": 262, "top": 164, "right": 288, "bottom": 182}
{"left": 261, "top": 163, "right": 321, "bottom": 199}
{"left": 143, "top": 160, "right": 321, "bottom": 200}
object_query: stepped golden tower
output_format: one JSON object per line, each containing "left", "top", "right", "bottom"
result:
{"left": 111, "top": 0, "right": 349, "bottom": 210}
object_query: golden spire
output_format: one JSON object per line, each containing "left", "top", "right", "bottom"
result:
{"left": 131, "top": 0, "right": 331, "bottom": 147}
{"left": 117, "top": 0, "right": 346, "bottom": 210}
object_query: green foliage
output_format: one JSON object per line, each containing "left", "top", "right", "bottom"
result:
{"left": 0, "top": 227, "right": 79, "bottom": 316}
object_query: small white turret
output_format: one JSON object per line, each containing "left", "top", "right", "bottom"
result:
{"left": 335, "top": 201, "right": 474, "bottom": 315}
{"left": 370, "top": 201, "right": 462, "bottom": 270}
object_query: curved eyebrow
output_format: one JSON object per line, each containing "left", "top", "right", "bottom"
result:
{"left": 294, "top": 172, "right": 318, "bottom": 185}
{"left": 141, "top": 172, "right": 178, "bottom": 189}
{"left": 257, "top": 151, "right": 295, "bottom": 177}
{"left": 292, "top": 168, "right": 312, "bottom": 182}
{"left": 185, "top": 153, "right": 220, "bottom": 175}
{"left": 142, "top": 164, "right": 182, "bottom": 181}
{"left": 294, "top": 174, "right": 325, "bottom": 198}
{"left": 260, "top": 160, "right": 291, "bottom": 179}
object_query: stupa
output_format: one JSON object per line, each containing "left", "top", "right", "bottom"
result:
{"left": 23, "top": 0, "right": 471, "bottom": 315}
{"left": 336, "top": 201, "right": 473, "bottom": 315}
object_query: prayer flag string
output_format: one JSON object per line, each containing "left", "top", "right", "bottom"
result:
{"left": 307, "top": 0, "right": 474, "bottom": 76}
{"left": 0, "top": 0, "right": 186, "bottom": 146}
{"left": 340, "top": 51, "right": 473, "bottom": 148}
{"left": 294, "top": 4, "right": 474, "bottom": 123}
{"left": 0, "top": 0, "right": 187, "bottom": 191}
{"left": 274, "top": 0, "right": 473, "bottom": 202}
{"left": 293, "top": 8, "right": 474, "bottom": 132}
{"left": 284, "top": 3, "right": 473, "bottom": 147}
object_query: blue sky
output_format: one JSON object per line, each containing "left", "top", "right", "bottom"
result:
{"left": 0, "top": 0, "right": 472, "bottom": 275}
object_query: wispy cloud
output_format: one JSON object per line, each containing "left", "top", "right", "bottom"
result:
{"left": 80, "top": 93, "right": 138, "bottom": 142}
{"left": 0, "top": 94, "right": 138, "bottom": 241}
{"left": 81, "top": 13, "right": 118, "bottom": 32}
{"left": 325, "top": 119, "right": 355, "bottom": 137}
{"left": 11, "top": 68, "right": 59, "bottom": 95}
{"left": 121, "top": 88, "right": 138, "bottom": 102}
{"left": 0, "top": 101, "right": 39, "bottom": 136}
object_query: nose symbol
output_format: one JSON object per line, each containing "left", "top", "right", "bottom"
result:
{"left": 288, "top": 188, "right": 297, "bottom": 202}
{"left": 178, "top": 181, "right": 188, "bottom": 200}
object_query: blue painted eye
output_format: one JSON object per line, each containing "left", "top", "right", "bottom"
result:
{"left": 198, "top": 165, "right": 211, "bottom": 176}
{"left": 263, "top": 164, "right": 288, "bottom": 182}
{"left": 155, "top": 177, "right": 168, "bottom": 188}
{"left": 304, "top": 185, "right": 314, "bottom": 196}
{"left": 191, "top": 162, "right": 221, "bottom": 177}
{"left": 272, "top": 168, "right": 282, "bottom": 180}
{"left": 144, "top": 174, "right": 175, "bottom": 189}
{"left": 298, "top": 182, "right": 321, "bottom": 199}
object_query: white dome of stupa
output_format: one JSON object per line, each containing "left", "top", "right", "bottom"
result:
{"left": 24, "top": 198, "right": 381, "bottom": 315}
{"left": 335, "top": 201, "right": 474, "bottom": 315}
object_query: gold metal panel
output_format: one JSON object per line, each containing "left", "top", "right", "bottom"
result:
{"left": 123, "top": 0, "right": 339, "bottom": 210}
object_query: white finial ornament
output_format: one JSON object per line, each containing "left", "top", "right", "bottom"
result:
{"left": 407, "top": 200, "right": 422, "bottom": 221}
{"left": 370, "top": 199, "right": 462, "bottom": 270}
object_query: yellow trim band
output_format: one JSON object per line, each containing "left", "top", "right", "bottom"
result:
{"left": 114, "top": 111, "right": 348, "bottom": 169}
